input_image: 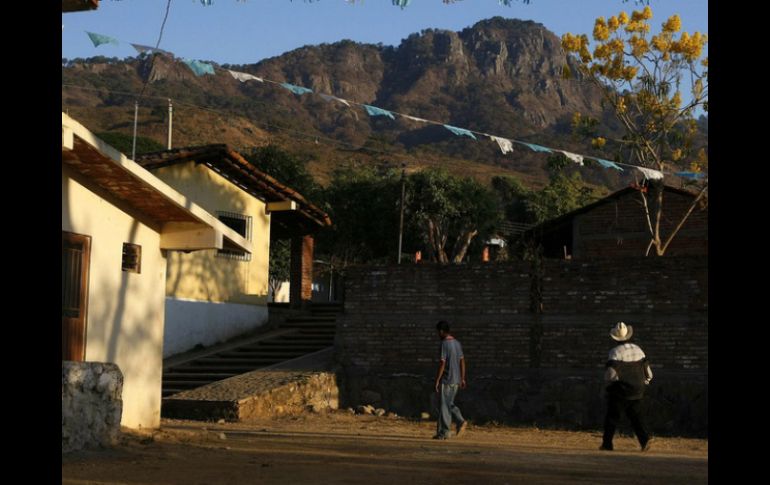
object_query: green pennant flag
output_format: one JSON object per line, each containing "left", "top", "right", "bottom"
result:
{"left": 86, "top": 31, "right": 119, "bottom": 48}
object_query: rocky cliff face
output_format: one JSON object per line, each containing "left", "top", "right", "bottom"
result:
{"left": 61, "top": 17, "right": 628, "bottom": 187}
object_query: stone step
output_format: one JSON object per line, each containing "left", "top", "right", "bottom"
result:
{"left": 219, "top": 346, "right": 316, "bottom": 353}
{"left": 284, "top": 332, "right": 336, "bottom": 338}
{"left": 162, "top": 316, "right": 340, "bottom": 399}
{"left": 264, "top": 337, "right": 334, "bottom": 343}
{"left": 283, "top": 325, "right": 337, "bottom": 331}
{"left": 249, "top": 345, "right": 332, "bottom": 352}
{"left": 167, "top": 365, "right": 269, "bottom": 373}
{"left": 215, "top": 350, "right": 309, "bottom": 359}
{"left": 162, "top": 388, "right": 187, "bottom": 397}
{"left": 284, "top": 322, "right": 336, "bottom": 327}
{"left": 194, "top": 357, "right": 296, "bottom": 365}
{"left": 239, "top": 346, "right": 330, "bottom": 353}
{"left": 310, "top": 305, "right": 343, "bottom": 312}
{"left": 163, "top": 372, "right": 239, "bottom": 380}
{"left": 244, "top": 341, "right": 331, "bottom": 348}
{"left": 281, "top": 333, "right": 336, "bottom": 339}
{"left": 285, "top": 316, "right": 337, "bottom": 323}
{"left": 161, "top": 380, "right": 219, "bottom": 388}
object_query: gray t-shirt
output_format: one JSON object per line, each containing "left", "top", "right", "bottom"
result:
{"left": 439, "top": 337, "right": 464, "bottom": 385}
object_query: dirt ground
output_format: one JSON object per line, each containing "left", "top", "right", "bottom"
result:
{"left": 63, "top": 411, "right": 707, "bottom": 485}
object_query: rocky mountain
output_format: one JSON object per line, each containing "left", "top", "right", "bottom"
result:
{"left": 61, "top": 17, "right": 675, "bottom": 189}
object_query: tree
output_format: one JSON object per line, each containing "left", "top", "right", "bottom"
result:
{"left": 317, "top": 166, "right": 403, "bottom": 267}
{"left": 408, "top": 168, "right": 500, "bottom": 263}
{"left": 268, "top": 239, "right": 291, "bottom": 301}
{"left": 245, "top": 145, "right": 321, "bottom": 201}
{"left": 491, "top": 157, "right": 596, "bottom": 228}
{"left": 527, "top": 156, "right": 596, "bottom": 224}
{"left": 561, "top": 5, "right": 707, "bottom": 256}
{"left": 491, "top": 175, "right": 535, "bottom": 224}
{"left": 96, "top": 132, "right": 165, "bottom": 156}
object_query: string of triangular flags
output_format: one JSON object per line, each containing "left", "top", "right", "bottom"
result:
{"left": 222, "top": 68, "right": 705, "bottom": 181}
{"left": 81, "top": 30, "right": 706, "bottom": 182}
{"left": 191, "top": 1, "right": 523, "bottom": 7}
{"left": 391, "top": 0, "right": 525, "bottom": 7}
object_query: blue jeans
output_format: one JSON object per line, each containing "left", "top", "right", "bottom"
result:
{"left": 437, "top": 383, "right": 465, "bottom": 438}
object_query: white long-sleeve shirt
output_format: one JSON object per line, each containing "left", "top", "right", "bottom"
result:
{"left": 604, "top": 343, "right": 653, "bottom": 385}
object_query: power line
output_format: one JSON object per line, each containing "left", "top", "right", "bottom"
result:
{"left": 138, "top": 0, "right": 173, "bottom": 100}
{"left": 62, "top": 83, "right": 407, "bottom": 158}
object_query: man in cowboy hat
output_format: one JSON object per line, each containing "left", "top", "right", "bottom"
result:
{"left": 600, "top": 321, "right": 654, "bottom": 452}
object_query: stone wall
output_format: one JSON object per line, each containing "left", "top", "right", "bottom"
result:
{"left": 62, "top": 362, "right": 123, "bottom": 453}
{"left": 162, "top": 348, "right": 339, "bottom": 421}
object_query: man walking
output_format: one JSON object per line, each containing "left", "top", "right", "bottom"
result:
{"left": 600, "top": 321, "right": 654, "bottom": 451}
{"left": 433, "top": 320, "right": 468, "bottom": 440}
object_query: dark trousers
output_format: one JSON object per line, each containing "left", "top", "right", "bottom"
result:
{"left": 602, "top": 395, "right": 650, "bottom": 448}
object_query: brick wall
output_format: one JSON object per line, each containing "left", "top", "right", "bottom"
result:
{"left": 574, "top": 190, "right": 708, "bottom": 258}
{"left": 336, "top": 257, "right": 708, "bottom": 435}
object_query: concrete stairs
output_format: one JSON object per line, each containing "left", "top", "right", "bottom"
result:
{"left": 161, "top": 303, "right": 342, "bottom": 400}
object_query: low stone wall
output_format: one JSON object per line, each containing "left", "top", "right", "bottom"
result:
{"left": 62, "top": 362, "right": 123, "bottom": 453}
{"left": 162, "top": 349, "right": 339, "bottom": 421}
{"left": 163, "top": 371, "right": 339, "bottom": 421}
{"left": 238, "top": 371, "right": 338, "bottom": 419}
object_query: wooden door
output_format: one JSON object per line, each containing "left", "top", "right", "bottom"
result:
{"left": 62, "top": 231, "right": 91, "bottom": 361}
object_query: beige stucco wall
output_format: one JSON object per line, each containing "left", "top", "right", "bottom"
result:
{"left": 62, "top": 165, "right": 165, "bottom": 429}
{"left": 151, "top": 162, "right": 270, "bottom": 304}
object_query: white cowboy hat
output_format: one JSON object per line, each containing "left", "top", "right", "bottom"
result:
{"left": 610, "top": 321, "right": 633, "bottom": 341}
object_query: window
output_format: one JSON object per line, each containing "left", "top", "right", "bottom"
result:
{"left": 217, "top": 211, "right": 252, "bottom": 261}
{"left": 122, "top": 243, "right": 141, "bottom": 273}
{"left": 63, "top": 241, "right": 84, "bottom": 318}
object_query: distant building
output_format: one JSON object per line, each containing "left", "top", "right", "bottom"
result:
{"left": 62, "top": 113, "right": 249, "bottom": 427}
{"left": 137, "top": 145, "right": 331, "bottom": 357}
{"left": 522, "top": 185, "right": 707, "bottom": 259}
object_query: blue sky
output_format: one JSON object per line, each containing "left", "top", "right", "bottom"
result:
{"left": 62, "top": 0, "right": 708, "bottom": 65}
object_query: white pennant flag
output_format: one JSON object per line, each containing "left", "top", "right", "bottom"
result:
{"left": 489, "top": 136, "right": 514, "bottom": 154}
{"left": 228, "top": 70, "right": 263, "bottom": 83}
{"left": 559, "top": 150, "right": 584, "bottom": 166}
{"left": 402, "top": 115, "right": 429, "bottom": 123}
{"left": 320, "top": 94, "right": 351, "bottom": 107}
{"left": 636, "top": 166, "right": 664, "bottom": 180}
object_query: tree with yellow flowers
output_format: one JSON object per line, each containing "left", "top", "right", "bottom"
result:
{"left": 561, "top": 6, "right": 707, "bottom": 257}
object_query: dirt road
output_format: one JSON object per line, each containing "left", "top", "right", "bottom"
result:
{"left": 63, "top": 412, "right": 707, "bottom": 484}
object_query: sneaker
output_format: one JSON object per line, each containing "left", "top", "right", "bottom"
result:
{"left": 599, "top": 444, "right": 613, "bottom": 451}
{"left": 432, "top": 434, "right": 448, "bottom": 440}
{"left": 641, "top": 437, "right": 655, "bottom": 452}
{"left": 456, "top": 421, "right": 468, "bottom": 438}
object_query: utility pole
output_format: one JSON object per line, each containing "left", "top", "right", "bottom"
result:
{"left": 167, "top": 98, "right": 173, "bottom": 149}
{"left": 131, "top": 100, "right": 138, "bottom": 160}
{"left": 398, "top": 162, "right": 406, "bottom": 264}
